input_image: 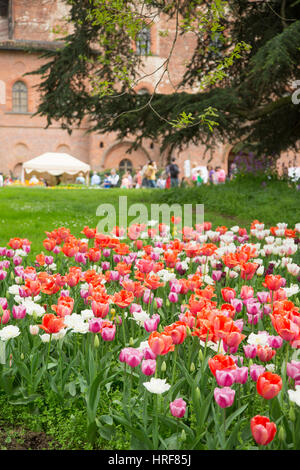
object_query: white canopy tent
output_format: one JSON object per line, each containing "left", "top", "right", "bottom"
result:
{"left": 21, "top": 152, "right": 91, "bottom": 184}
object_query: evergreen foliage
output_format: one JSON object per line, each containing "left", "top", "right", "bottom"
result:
{"left": 30, "top": 0, "right": 300, "bottom": 158}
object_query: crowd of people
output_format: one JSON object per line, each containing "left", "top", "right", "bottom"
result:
{"left": 87, "top": 160, "right": 235, "bottom": 189}
{"left": 0, "top": 160, "right": 237, "bottom": 189}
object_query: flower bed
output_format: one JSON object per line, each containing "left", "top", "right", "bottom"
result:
{"left": 0, "top": 220, "right": 299, "bottom": 450}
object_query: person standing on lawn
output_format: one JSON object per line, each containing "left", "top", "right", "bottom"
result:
{"left": 145, "top": 160, "right": 157, "bottom": 188}
{"left": 169, "top": 158, "right": 180, "bottom": 187}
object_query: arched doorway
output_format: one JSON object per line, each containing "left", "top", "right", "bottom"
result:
{"left": 13, "top": 163, "right": 23, "bottom": 179}
{"left": 119, "top": 159, "right": 133, "bottom": 172}
{"left": 102, "top": 141, "right": 149, "bottom": 171}
{"left": 227, "top": 149, "right": 236, "bottom": 175}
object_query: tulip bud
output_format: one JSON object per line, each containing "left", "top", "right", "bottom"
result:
{"left": 278, "top": 426, "right": 286, "bottom": 442}
{"left": 158, "top": 324, "right": 164, "bottom": 333}
{"left": 20, "top": 353, "right": 24, "bottom": 360}
{"left": 129, "top": 337, "right": 134, "bottom": 346}
{"left": 186, "top": 326, "right": 191, "bottom": 337}
{"left": 94, "top": 335, "right": 100, "bottom": 348}
{"left": 110, "top": 308, "right": 116, "bottom": 316}
{"left": 32, "top": 311, "right": 38, "bottom": 322}
{"left": 190, "top": 362, "right": 195, "bottom": 372}
{"left": 180, "top": 429, "right": 186, "bottom": 442}
{"left": 195, "top": 386, "right": 201, "bottom": 401}
{"left": 198, "top": 349, "right": 203, "bottom": 362}
{"left": 10, "top": 272, "right": 14, "bottom": 279}
{"left": 29, "top": 325, "right": 39, "bottom": 335}
{"left": 289, "top": 405, "right": 296, "bottom": 422}
{"left": 161, "top": 361, "right": 166, "bottom": 372}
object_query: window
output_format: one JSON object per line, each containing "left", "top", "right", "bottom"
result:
{"left": 119, "top": 159, "right": 133, "bottom": 172}
{"left": 208, "top": 32, "right": 223, "bottom": 59}
{"left": 12, "top": 81, "right": 28, "bottom": 113}
{"left": 0, "top": 0, "right": 8, "bottom": 18}
{"left": 137, "top": 88, "right": 150, "bottom": 95}
{"left": 136, "top": 26, "right": 151, "bottom": 55}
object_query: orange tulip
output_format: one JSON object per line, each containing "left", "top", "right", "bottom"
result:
{"left": 113, "top": 290, "right": 134, "bottom": 308}
{"left": 39, "top": 314, "right": 65, "bottom": 334}
{"left": 208, "top": 354, "right": 237, "bottom": 377}
{"left": 263, "top": 275, "right": 284, "bottom": 291}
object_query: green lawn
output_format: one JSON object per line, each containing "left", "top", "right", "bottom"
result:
{"left": 0, "top": 177, "right": 298, "bottom": 252}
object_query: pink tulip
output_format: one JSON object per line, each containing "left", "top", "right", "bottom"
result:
{"left": 231, "top": 298, "right": 243, "bottom": 313}
{"left": 263, "top": 305, "right": 272, "bottom": 316}
{"left": 80, "top": 289, "right": 89, "bottom": 300}
{"left": 234, "top": 319, "right": 244, "bottom": 332}
{"left": 246, "top": 302, "right": 262, "bottom": 316}
{"left": 0, "top": 309, "right": 10, "bottom": 324}
{"left": 144, "top": 314, "right": 160, "bottom": 333}
{"left": 102, "top": 248, "right": 111, "bottom": 257}
{"left": 130, "top": 303, "right": 142, "bottom": 314}
{"left": 240, "top": 286, "right": 254, "bottom": 300}
{"left": 212, "top": 270, "right": 222, "bottom": 282}
{"left": 141, "top": 359, "right": 156, "bottom": 376}
{"left": 151, "top": 252, "right": 160, "bottom": 262}
{"left": 23, "top": 244, "right": 31, "bottom": 254}
{"left": 168, "top": 292, "right": 178, "bottom": 303}
{"left": 230, "top": 355, "right": 244, "bottom": 366}
{"left": 267, "top": 335, "right": 283, "bottom": 349}
{"left": 243, "top": 344, "right": 257, "bottom": 359}
{"left": 257, "top": 292, "right": 270, "bottom": 304}
{"left": 110, "top": 271, "right": 120, "bottom": 281}
{"left": 12, "top": 305, "right": 27, "bottom": 320}
{"left": 170, "top": 281, "right": 182, "bottom": 294}
{"left": 234, "top": 367, "right": 248, "bottom": 384}
{"left": 101, "top": 325, "right": 116, "bottom": 341}
{"left": 18, "top": 287, "right": 30, "bottom": 298}
{"left": 1, "top": 261, "right": 10, "bottom": 270}
{"left": 29, "top": 325, "right": 39, "bottom": 335}
{"left": 91, "top": 300, "right": 109, "bottom": 318}
{"left": 0, "top": 270, "right": 7, "bottom": 281}
{"left": 89, "top": 318, "right": 103, "bottom": 333}
{"left": 74, "top": 252, "right": 87, "bottom": 264}
{"left": 113, "top": 254, "right": 121, "bottom": 264}
{"left": 176, "top": 262, "right": 187, "bottom": 275}
{"left": 143, "top": 290, "right": 154, "bottom": 304}
{"left": 101, "top": 261, "right": 110, "bottom": 270}
{"left": 143, "top": 347, "right": 157, "bottom": 360}
{"left": 13, "top": 256, "right": 22, "bottom": 266}
{"left": 214, "top": 387, "right": 235, "bottom": 408}
{"left": 247, "top": 313, "right": 260, "bottom": 326}
{"left": 52, "top": 245, "right": 61, "bottom": 255}
{"left": 155, "top": 297, "right": 163, "bottom": 309}
{"left": 170, "top": 398, "right": 187, "bottom": 418}
{"left": 250, "top": 364, "right": 265, "bottom": 382}
{"left": 0, "top": 298, "right": 8, "bottom": 310}
{"left": 125, "top": 348, "right": 143, "bottom": 368}
{"left": 286, "top": 361, "right": 300, "bottom": 384}
{"left": 215, "top": 369, "right": 236, "bottom": 387}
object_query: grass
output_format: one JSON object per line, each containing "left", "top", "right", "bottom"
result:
{"left": 0, "top": 176, "right": 298, "bottom": 252}
{"left": 0, "top": 175, "right": 298, "bottom": 449}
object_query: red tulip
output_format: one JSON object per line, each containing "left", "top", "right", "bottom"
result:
{"left": 250, "top": 415, "right": 277, "bottom": 446}
{"left": 39, "top": 314, "right": 65, "bottom": 334}
{"left": 256, "top": 372, "right": 282, "bottom": 400}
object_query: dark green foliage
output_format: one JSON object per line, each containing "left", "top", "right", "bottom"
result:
{"left": 30, "top": 0, "right": 300, "bottom": 158}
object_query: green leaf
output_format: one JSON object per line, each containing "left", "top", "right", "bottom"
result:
{"left": 9, "top": 393, "right": 41, "bottom": 405}
{"left": 225, "top": 403, "right": 248, "bottom": 431}
{"left": 100, "top": 415, "right": 113, "bottom": 426}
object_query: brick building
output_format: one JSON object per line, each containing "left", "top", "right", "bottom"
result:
{"left": 0, "top": 0, "right": 298, "bottom": 182}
